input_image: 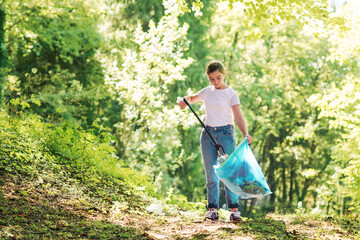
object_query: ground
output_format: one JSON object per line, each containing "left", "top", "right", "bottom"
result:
{"left": 0, "top": 175, "right": 359, "bottom": 240}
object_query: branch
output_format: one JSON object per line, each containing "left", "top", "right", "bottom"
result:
{"left": 5, "top": 7, "right": 38, "bottom": 32}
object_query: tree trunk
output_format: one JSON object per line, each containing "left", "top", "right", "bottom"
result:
{"left": 288, "top": 158, "right": 295, "bottom": 209}
{"left": 299, "top": 178, "right": 311, "bottom": 203}
{"left": 295, "top": 175, "right": 300, "bottom": 202}
{"left": 282, "top": 161, "right": 287, "bottom": 206}
{"left": 0, "top": 2, "right": 6, "bottom": 105}
{"left": 263, "top": 134, "right": 276, "bottom": 210}
{"left": 268, "top": 154, "right": 276, "bottom": 208}
{"left": 228, "top": 32, "right": 238, "bottom": 72}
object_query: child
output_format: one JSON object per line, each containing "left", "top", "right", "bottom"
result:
{"left": 178, "top": 60, "right": 253, "bottom": 222}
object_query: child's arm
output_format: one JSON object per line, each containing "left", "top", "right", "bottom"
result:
{"left": 178, "top": 95, "right": 201, "bottom": 109}
{"left": 232, "top": 104, "right": 253, "bottom": 144}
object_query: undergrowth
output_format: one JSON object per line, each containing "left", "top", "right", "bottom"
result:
{"left": 0, "top": 109, "right": 203, "bottom": 211}
{"left": 0, "top": 109, "right": 205, "bottom": 238}
{"left": 1, "top": 110, "right": 151, "bottom": 191}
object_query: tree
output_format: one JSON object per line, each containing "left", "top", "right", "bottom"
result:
{"left": 309, "top": 0, "right": 360, "bottom": 215}
{"left": 4, "top": 0, "right": 106, "bottom": 124}
{"left": 0, "top": 0, "right": 6, "bottom": 106}
{"left": 184, "top": 0, "right": 331, "bottom": 38}
{"left": 100, "top": 0, "right": 197, "bottom": 195}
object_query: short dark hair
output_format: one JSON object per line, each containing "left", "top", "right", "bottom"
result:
{"left": 206, "top": 61, "right": 225, "bottom": 75}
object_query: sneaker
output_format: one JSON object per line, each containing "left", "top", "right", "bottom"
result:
{"left": 205, "top": 210, "right": 219, "bottom": 221}
{"left": 230, "top": 211, "right": 242, "bottom": 223}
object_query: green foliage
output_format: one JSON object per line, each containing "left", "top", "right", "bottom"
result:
{"left": 158, "top": 0, "right": 215, "bottom": 202}
{"left": 164, "top": 187, "right": 206, "bottom": 211}
{"left": 327, "top": 1, "right": 360, "bottom": 64}
{"left": 309, "top": 66, "right": 360, "bottom": 214}
{"left": 0, "top": 110, "right": 156, "bottom": 197}
{"left": 100, "top": 0, "right": 198, "bottom": 195}
{"left": 0, "top": 113, "right": 50, "bottom": 176}
{"left": 112, "top": 0, "right": 164, "bottom": 31}
{"left": 306, "top": 1, "right": 360, "bottom": 215}
{"left": 4, "top": 0, "right": 107, "bottom": 123}
{"left": 194, "top": 0, "right": 330, "bottom": 40}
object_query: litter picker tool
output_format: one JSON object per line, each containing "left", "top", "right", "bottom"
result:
{"left": 182, "top": 98, "right": 272, "bottom": 198}
{"left": 183, "top": 98, "right": 227, "bottom": 158}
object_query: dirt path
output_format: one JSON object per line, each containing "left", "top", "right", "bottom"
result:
{"left": 1, "top": 176, "right": 359, "bottom": 239}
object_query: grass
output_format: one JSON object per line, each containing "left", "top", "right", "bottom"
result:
{"left": 0, "top": 174, "right": 151, "bottom": 239}
{"left": 1, "top": 173, "right": 360, "bottom": 240}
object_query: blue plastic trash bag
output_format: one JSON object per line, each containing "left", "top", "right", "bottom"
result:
{"left": 214, "top": 138, "right": 272, "bottom": 199}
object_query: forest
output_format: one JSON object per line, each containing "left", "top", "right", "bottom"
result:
{"left": 0, "top": 0, "right": 359, "bottom": 239}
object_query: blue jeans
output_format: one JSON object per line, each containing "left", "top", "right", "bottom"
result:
{"left": 200, "top": 124, "right": 240, "bottom": 209}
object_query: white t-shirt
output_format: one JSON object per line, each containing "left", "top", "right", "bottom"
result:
{"left": 197, "top": 86, "right": 240, "bottom": 127}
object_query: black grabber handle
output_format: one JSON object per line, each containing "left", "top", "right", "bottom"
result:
{"left": 183, "top": 98, "right": 226, "bottom": 157}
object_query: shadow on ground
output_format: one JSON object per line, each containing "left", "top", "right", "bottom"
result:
{"left": 0, "top": 190, "right": 150, "bottom": 239}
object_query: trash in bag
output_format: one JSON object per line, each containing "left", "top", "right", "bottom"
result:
{"left": 214, "top": 138, "right": 272, "bottom": 199}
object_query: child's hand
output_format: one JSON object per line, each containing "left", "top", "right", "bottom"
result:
{"left": 177, "top": 97, "right": 187, "bottom": 109}
{"left": 246, "top": 134, "right": 253, "bottom": 144}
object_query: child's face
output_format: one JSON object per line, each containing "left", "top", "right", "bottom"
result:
{"left": 208, "top": 70, "right": 225, "bottom": 89}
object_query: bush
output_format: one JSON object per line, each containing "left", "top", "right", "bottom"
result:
{"left": 0, "top": 110, "right": 156, "bottom": 197}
